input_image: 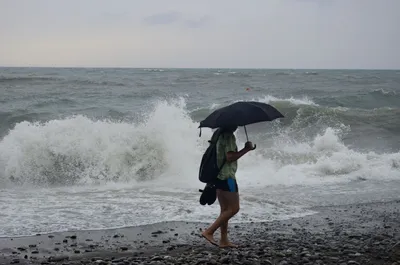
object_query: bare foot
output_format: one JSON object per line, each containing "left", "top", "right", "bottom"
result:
{"left": 201, "top": 231, "right": 218, "bottom": 246}
{"left": 219, "top": 241, "right": 238, "bottom": 248}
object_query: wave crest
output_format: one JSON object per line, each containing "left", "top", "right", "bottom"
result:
{"left": 1, "top": 97, "right": 399, "bottom": 189}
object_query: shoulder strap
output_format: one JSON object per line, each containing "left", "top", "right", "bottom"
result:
{"left": 214, "top": 130, "right": 226, "bottom": 171}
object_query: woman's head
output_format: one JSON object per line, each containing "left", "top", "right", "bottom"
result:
{"left": 221, "top": 125, "right": 238, "bottom": 133}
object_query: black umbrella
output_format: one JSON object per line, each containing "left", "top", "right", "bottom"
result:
{"left": 198, "top": 101, "right": 284, "bottom": 148}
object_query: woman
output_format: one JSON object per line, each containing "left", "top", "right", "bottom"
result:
{"left": 201, "top": 125, "right": 254, "bottom": 248}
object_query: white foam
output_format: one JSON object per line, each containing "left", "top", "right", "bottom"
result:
{"left": 0, "top": 98, "right": 206, "bottom": 187}
{"left": 237, "top": 127, "right": 400, "bottom": 187}
{"left": 254, "top": 95, "right": 318, "bottom": 106}
{"left": 1, "top": 98, "right": 398, "bottom": 189}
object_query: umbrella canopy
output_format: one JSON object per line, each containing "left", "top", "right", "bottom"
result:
{"left": 199, "top": 101, "right": 284, "bottom": 129}
{"left": 198, "top": 101, "right": 284, "bottom": 148}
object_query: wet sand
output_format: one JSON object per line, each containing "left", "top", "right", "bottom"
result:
{"left": 1, "top": 200, "right": 399, "bottom": 265}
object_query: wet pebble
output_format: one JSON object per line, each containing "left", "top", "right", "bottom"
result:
{"left": 48, "top": 255, "right": 69, "bottom": 262}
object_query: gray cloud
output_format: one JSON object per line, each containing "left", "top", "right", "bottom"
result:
{"left": 143, "top": 11, "right": 182, "bottom": 25}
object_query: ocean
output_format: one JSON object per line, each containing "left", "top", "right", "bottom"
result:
{"left": 0, "top": 67, "right": 399, "bottom": 237}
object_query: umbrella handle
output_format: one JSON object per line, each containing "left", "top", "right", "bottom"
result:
{"left": 243, "top": 125, "right": 257, "bottom": 150}
{"left": 244, "top": 125, "right": 249, "bottom": 142}
{"left": 243, "top": 125, "right": 256, "bottom": 150}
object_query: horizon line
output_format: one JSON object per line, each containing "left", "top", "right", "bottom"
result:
{"left": 0, "top": 65, "right": 399, "bottom": 71}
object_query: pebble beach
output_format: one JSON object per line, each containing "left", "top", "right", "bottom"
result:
{"left": 1, "top": 200, "right": 399, "bottom": 265}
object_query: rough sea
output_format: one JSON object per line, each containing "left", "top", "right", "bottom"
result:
{"left": 0, "top": 67, "right": 399, "bottom": 237}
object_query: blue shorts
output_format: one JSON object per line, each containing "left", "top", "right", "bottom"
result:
{"left": 215, "top": 177, "right": 239, "bottom": 193}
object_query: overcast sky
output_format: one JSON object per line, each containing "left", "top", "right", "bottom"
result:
{"left": 1, "top": 0, "right": 399, "bottom": 69}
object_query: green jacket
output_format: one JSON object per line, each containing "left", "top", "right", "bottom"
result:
{"left": 216, "top": 132, "right": 238, "bottom": 180}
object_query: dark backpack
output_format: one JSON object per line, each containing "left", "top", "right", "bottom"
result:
{"left": 198, "top": 129, "right": 226, "bottom": 184}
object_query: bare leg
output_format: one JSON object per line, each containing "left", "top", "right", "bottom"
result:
{"left": 219, "top": 191, "right": 239, "bottom": 248}
{"left": 201, "top": 189, "right": 230, "bottom": 245}
{"left": 202, "top": 190, "right": 240, "bottom": 247}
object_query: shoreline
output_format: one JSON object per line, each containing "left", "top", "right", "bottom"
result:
{"left": 1, "top": 200, "right": 399, "bottom": 265}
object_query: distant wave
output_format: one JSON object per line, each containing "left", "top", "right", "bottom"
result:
{"left": 143, "top": 69, "right": 165, "bottom": 72}
{"left": 0, "top": 75, "right": 128, "bottom": 87}
{"left": 370, "top": 88, "right": 397, "bottom": 96}
{"left": 275, "top": 72, "right": 293, "bottom": 76}
{"left": 211, "top": 71, "right": 252, "bottom": 77}
{"left": 31, "top": 98, "right": 76, "bottom": 109}
{"left": 69, "top": 79, "right": 126, "bottom": 87}
{"left": 0, "top": 76, "right": 61, "bottom": 83}
{"left": 254, "top": 95, "right": 318, "bottom": 106}
{"left": 304, "top": 71, "right": 318, "bottom": 75}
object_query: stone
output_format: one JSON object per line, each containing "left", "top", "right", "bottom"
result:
{"left": 195, "top": 258, "right": 209, "bottom": 264}
{"left": 48, "top": 255, "right": 70, "bottom": 262}
{"left": 220, "top": 256, "right": 230, "bottom": 264}
{"left": 261, "top": 260, "right": 273, "bottom": 265}
{"left": 151, "top": 256, "right": 163, "bottom": 261}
